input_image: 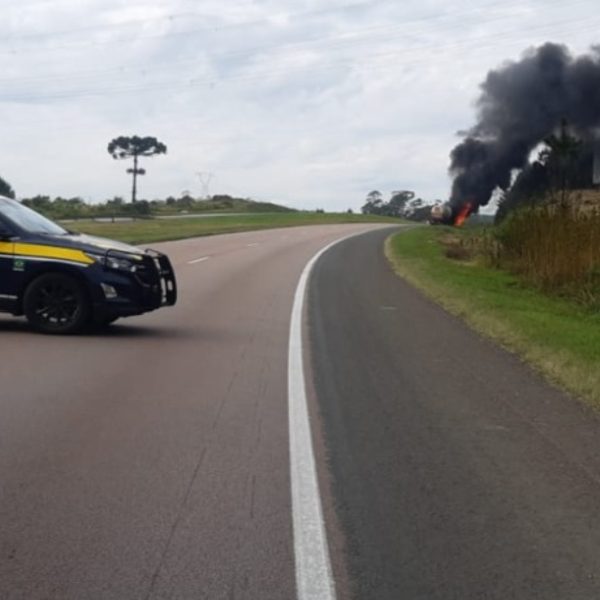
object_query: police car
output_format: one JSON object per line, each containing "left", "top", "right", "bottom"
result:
{"left": 0, "top": 196, "right": 177, "bottom": 334}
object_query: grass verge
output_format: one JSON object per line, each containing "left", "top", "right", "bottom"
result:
{"left": 385, "top": 226, "right": 600, "bottom": 406}
{"left": 68, "top": 213, "right": 402, "bottom": 244}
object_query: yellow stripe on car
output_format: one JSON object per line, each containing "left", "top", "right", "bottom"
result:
{"left": 0, "top": 242, "right": 94, "bottom": 264}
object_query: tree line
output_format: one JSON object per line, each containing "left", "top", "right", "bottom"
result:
{"left": 361, "top": 190, "right": 436, "bottom": 221}
{"left": 14, "top": 194, "right": 294, "bottom": 220}
{"left": 495, "top": 121, "right": 594, "bottom": 222}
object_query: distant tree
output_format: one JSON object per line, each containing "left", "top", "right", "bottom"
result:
{"left": 107, "top": 136, "right": 167, "bottom": 203}
{"left": 107, "top": 195, "right": 125, "bottom": 206}
{"left": 22, "top": 195, "right": 52, "bottom": 211}
{"left": 0, "top": 175, "right": 15, "bottom": 198}
{"left": 50, "top": 196, "right": 86, "bottom": 218}
{"left": 362, "top": 190, "right": 418, "bottom": 217}
{"left": 211, "top": 194, "right": 234, "bottom": 209}
{"left": 387, "top": 190, "right": 415, "bottom": 217}
{"left": 102, "top": 196, "right": 125, "bottom": 221}
{"left": 131, "top": 199, "right": 151, "bottom": 216}
{"left": 539, "top": 119, "right": 582, "bottom": 207}
{"left": 408, "top": 197, "right": 423, "bottom": 213}
{"left": 346, "top": 208, "right": 354, "bottom": 214}
{"left": 177, "top": 194, "right": 195, "bottom": 209}
{"left": 361, "top": 190, "right": 383, "bottom": 214}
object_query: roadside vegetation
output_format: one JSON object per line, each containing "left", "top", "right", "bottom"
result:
{"left": 70, "top": 212, "right": 402, "bottom": 244}
{"left": 0, "top": 169, "right": 402, "bottom": 243}
{"left": 452, "top": 197, "right": 600, "bottom": 309}
{"left": 386, "top": 122, "right": 599, "bottom": 405}
{"left": 20, "top": 193, "right": 296, "bottom": 221}
{"left": 386, "top": 212, "right": 600, "bottom": 406}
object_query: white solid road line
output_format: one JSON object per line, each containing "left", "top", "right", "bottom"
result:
{"left": 187, "top": 256, "right": 210, "bottom": 265}
{"left": 289, "top": 231, "right": 376, "bottom": 600}
{"left": 288, "top": 241, "right": 337, "bottom": 600}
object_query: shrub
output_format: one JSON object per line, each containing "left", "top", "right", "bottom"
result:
{"left": 494, "top": 202, "right": 600, "bottom": 306}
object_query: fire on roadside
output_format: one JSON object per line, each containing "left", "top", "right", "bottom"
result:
{"left": 453, "top": 202, "right": 473, "bottom": 227}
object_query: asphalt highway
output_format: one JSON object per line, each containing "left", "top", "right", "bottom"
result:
{"left": 309, "top": 228, "right": 600, "bottom": 599}
{"left": 0, "top": 224, "right": 390, "bottom": 600}
{"left": 2, "top": 225, "right": 600, "bottom": 599}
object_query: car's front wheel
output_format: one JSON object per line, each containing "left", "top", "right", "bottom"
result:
{"left": 23, "top": 273, "right": 90, "bottom": 334}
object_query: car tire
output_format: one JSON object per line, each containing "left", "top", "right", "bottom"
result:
{"left": 23, "top": 272, "right": 91, "bottom": 334}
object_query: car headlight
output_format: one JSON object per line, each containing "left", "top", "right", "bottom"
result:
{"left": 87, "top": 253, "right": 138, "bottom": 272}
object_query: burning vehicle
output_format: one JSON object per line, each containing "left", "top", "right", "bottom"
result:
{"left": 430, "top": 202, "right": 473, "bottom": 226}
{"left": 429, "top": 203, "right": 452, "bottom": 224}
{"left": 446, "top": 43, "right": 600, "bottom": 220}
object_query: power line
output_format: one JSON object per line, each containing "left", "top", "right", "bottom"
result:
{"left": 1, "top": 0, "right": 394, "bottom": 52}
{"left": 0, "top": 0, "right": 594, "bottom": 98}
{"left": 1, "top": 0, "right": 591, "bottom": 59}
{"left": 2, "top": 12, "right": 598, "bottom": 104}
{"left": 0, "top": 0, "right": 591, "bottom": 102}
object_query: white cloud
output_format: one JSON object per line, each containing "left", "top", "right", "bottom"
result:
{"left": 1, "top": 0, "right": 599, "bottom": 211}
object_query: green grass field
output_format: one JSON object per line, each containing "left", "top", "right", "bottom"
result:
{"left": 386, "top": 226, "right": 600, "bottom": 406}
{"left": 67, "top": 212, "right": 402, "bottom": 244}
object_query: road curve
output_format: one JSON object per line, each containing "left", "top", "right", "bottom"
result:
{"left": 6, "top": 224, "right": 600, "bottom": 600}
{"left": 309, "top": 228, "right": 600, "bottom": 599}
{"left": 0, "top": 224, "right": 393, "bottom": 600}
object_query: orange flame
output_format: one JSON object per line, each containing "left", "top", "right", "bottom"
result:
{"left": 454, "top": 202, "right": 473, "bottom": 227}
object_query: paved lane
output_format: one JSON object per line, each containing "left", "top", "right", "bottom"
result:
{"left": 309, "top": 228, "right": 600, "bottom": 599}
{"left": 0, "top": 224, "right": 391, "bottom": 600}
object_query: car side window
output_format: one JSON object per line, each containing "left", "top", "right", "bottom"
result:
{"left": 0, "top": 222, "right": 11, "bottom": 237}
{"left": 0, "top": 219, "right": 14, "bottom": 238}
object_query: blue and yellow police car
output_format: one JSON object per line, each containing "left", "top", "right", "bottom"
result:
{"left": 0, "top": 196, "right": 176, "bottom": 334}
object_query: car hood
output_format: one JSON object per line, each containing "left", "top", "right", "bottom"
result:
{"left": 34, "top": 233, "right": 143, "bottom": 256}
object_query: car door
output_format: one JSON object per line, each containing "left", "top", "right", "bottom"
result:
{"left": 0, "top": 218, "right": 18, "bottom": 312}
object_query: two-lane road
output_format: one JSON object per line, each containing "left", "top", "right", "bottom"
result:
{"left": 2, "top": 225, "right": 600, "bottom": 599}
{"left": 0, "top": 224, "right": 391, "bottom": 599}
{"left": 309, "top": 228, "right": 600, "bottom": 599}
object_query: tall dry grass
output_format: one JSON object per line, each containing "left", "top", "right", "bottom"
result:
{"left": 495, "top": 199, "right": 600, "bottom": 306}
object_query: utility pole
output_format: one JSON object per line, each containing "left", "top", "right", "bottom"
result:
{"left": 196, "top": 171, "right": 214, "bottom": 199}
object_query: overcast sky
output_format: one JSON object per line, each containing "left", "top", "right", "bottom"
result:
{"left": 2, "top": 0, "right": 599, "bottom": 211}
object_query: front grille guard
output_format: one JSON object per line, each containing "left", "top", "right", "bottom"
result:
{"left": 144, "top": 249, "right": 177, "bottom": 306}
{"left": 102, "top": 248, "right": 177, "bottom": 307}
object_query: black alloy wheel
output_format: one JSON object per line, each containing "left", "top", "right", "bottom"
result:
{"left": 23, "top": 273, "right": 90, "bottom": 334}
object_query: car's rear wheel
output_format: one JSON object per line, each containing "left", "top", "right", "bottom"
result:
{"left": 23, "top": 273, "right": 90, "bottom": 334}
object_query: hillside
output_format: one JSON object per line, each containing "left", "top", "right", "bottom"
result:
{"left": 21, "top": 193, "right": 296, "bottom": 220}
{"left": 162, "top": 195, "right": 296, "bottom": 214}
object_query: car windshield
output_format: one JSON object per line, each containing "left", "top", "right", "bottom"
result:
{"left": 0, "top": 197, "right": 67, "bottom": 235}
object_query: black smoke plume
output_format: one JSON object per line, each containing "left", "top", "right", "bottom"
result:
{"left": 449, "top": 43, "right": 600, "bottom": 213}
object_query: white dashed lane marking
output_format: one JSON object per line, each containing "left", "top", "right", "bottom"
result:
{"left": 187, "top": 256, "right": 210, "bottom": 265}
